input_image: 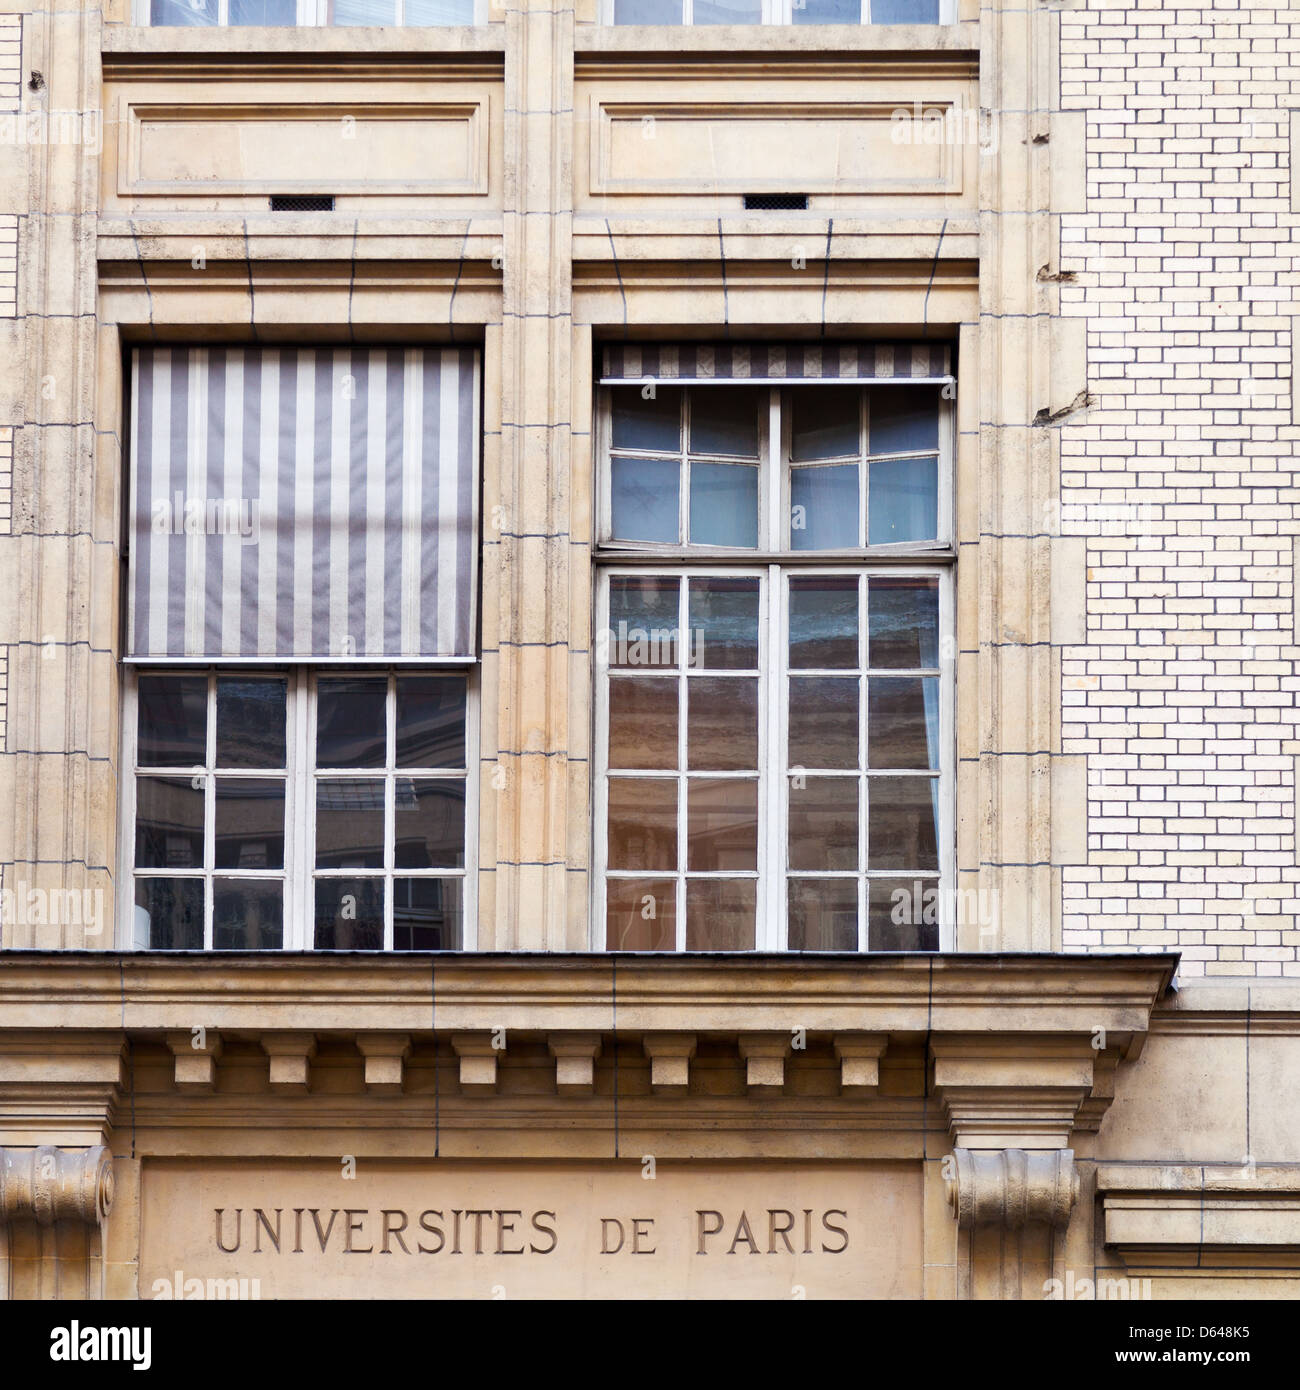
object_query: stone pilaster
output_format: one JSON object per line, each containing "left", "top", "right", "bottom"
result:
{"left": 490, "top": 0, "right": 577, "bottom": 948}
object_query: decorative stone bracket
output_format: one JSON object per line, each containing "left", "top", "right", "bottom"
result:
{"left": 0, "top": 1145, "right": 113, "bottom": 1228}
{"left": 945, "top": 1148, "right": 1078, "bottom": 1230}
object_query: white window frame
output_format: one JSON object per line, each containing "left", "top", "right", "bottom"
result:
{"left": 119, "top": 665, "right": 478, "bottom": 951}
{"left": 592, "top": 563, "right": 954, "bottom": 952}
{"left": 598, "top": 383, "right": 953, "bottom": 556}
{"left": 599, "top": 0, "right": 954, "bottom": 26}
{"left": 137, "top": 0, "right": 486, "bottom": 26}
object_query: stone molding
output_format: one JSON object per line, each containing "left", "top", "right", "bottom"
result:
{"left": 945, "top": 1147, "right": 1078, "bottom": 1230}
{"left": 0, "top": 1145, "right": 113, "bottom": 1228}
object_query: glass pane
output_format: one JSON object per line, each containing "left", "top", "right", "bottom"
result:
{"left": 611, "top": 456, "right": 680, "bottom": 545}
{"left": 611, "top": 0, "right": 683, "bottom": 24}
{"left": 869, "top": 576, "right": 939, "bottom": 668}
{"left": 216, "top": 678, "right": 286, "bottom": 768}
{"left": 315, "top": 778, "right": 386, "bottom": 868}
{"left": 791, "top": 386, "right": 860, "bottom": 461}
{"left": 212, "top": 879, "right": 283, "bottom": 950}
{"left": 791, "top": 465, "right": 860, "bottom": 549}
{"left": 788, "top": 676, "right": 858, "bottom": 770}
{"left": 788, "top": 776, "right": 858, "bottom": 870}
{"left": 138, "top": 674, "right": 207, "bottom": 768}
{"left": 609, "top": 576, "right": 679, "bottom": 670}
{"left": 868, "top": 457, "right": 939, "bottom": 544}
{"left": 689, "top": 463, "right": 758, "bottom": 548}
{"left": 685, "top": 879, "right": 755, "bottom": 950}
{"left": 135, "top": 775, "right": 205, "bottom": 869}
{"left": 394, "top": 877, "right": 463, "bottom": 950}
{"left": 332, "top": 0, "right": 398, "bottom": 22}
{"left": 608, "top": 777, "right": 677, "bottom": 872}
{"left": 687, "top": 778, "right": 758, "bottom": 872}
{"left": 611, "top": 385, "right": 681, "bottom": 452}
{"left": 687, "top": 676, "right": 758, "bottom": 771}
{"left": 788, "top": 879, "right": 859, "bottom": 951}
{"left": 134, "top": 877, "right": 203, "bottom": 950}
{"left": 316, "top": 677, "right": 387, "bottom": 768}
{"left": 396, "top": 675, "right": 466, "bottom": 768}
{"left": 868, "top": 777, "right": 939, "bottom": 870}
{"left": 214, "top": 778, "right": 285, "bottom": 869}
{"left": 689, "top": 577, "right": 759, "bottom": 670}
{"left": 606, "top": 878, "right": 676, "bottom": 950}
{"left": 229, "top": 0, "right": 296, "bottom": 21}
{"left": 869, "top": 677, "right": 939, "bottom": 770}
{"left": 608, "top": 677, "right": 678, "bottom": 770}
{"left": 151, "top": 0, "right": 218, "bottom": 24}
{"left": 867, "top": 877, "right": 940, "bottom": 951}
{"left": 394, "top": 778, "right": 465, "bottom": 869}
{"left": 789, "top": 576, "right": 858, "bottom": 669}
{"left": 793, "top": 0, "right": 860, "bottom": 20}
{"left": 314, "top": 878, "right": 383, "bottom": 950}
{"left": 688, "top": 388, "right": 761, "bottom": 457}
{"left": 870, "top": 0, "right": 941, "bottom": 24}
{"left": 693, "top": 0, "right": 762, "bottom": 22}
{"left": 405, "top": 0, "right": 475, "bottom": 20}
{"left": 869, "top": 385, "right": 940, "bottom": 454}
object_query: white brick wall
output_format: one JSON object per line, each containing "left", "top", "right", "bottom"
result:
{"left": 1058, "top": 0, "right": 1300, "bottom": 975}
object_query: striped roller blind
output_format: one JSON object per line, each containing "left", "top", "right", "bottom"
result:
{"left": 127, "top": 347, "right": 480, "bottom": 662}
{"left": 600, "top": 341, "right": 953, "bottom": 385}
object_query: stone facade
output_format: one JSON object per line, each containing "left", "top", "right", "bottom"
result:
{"left": 0, "top": 0, "right": 1296, "bottom": 1304}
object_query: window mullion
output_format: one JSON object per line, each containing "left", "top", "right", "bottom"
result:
{"left": 766, "top": 565, "right": 785, "bottom": 950}
{"left": 204, "top": 670, "right": 216, "bottom": 948}
{"left": 676, "top": 576, "right": 688, "bottom": 951}
{"left": 385, "top": 672, "right": 396, "bottom": 951}
{"left": 859, "top": 573, "right": 869, "bottom": 950}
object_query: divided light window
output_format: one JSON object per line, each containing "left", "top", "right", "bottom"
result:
{"left": 606, "top": 0, "right": 945, "bottom": 25}
{"left": 145, "top": 0, "right": 478, "bottom": 25}
{"left": 594, "top": 349, "right": 954, "bottom": 953}
{"left": 128, "top": 670, "right": 473, "bottom": 950}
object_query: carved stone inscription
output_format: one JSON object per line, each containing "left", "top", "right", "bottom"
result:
{"left": 139, "top": 1160, "right": 922, "bottom": 1300}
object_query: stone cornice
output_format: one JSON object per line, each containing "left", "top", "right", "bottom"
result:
{"left": 0, "top": 951, "right": 1175, "bottom": 1038}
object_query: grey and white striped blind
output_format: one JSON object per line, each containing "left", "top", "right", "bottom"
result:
{"left": 600, "top": 341, "right": 952, "bottom": 384}
{"left": 128, "top": 347, "right": 480, "bottom": 662}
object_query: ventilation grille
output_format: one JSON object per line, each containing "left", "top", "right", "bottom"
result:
{"left": 743, "top": 193, "right": 809, "bottom": 211}
{"left": 269, "top": 195, "right": 335, "bottom": 212}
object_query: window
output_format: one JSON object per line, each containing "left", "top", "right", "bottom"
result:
{"left": 123, "top": 346, "right": 481, "bottom": 951}
{"left": 605, "top": 0, "right": 946, "bottom": 25}
{"left": 126, "top": 669, "right": 474, "bottom": 950}
{"left": 144, "top": 0, "right": 479, "bottom": 25}
{"left": 593, "top": 345, "right": 954, "bottom": 952}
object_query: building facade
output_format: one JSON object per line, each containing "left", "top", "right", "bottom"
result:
{"left": 0, "top": 0, "right": 1296, "bottom": 1300}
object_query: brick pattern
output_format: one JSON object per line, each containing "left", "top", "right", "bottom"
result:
{"left": 0, "top": 425, "right": 10, "bottom": 534}
{"left": 0, "top": 15, "right": 19, "bottom": 114}
{"left": 1058, "top": 1, "right": 1300, "bottom": 975}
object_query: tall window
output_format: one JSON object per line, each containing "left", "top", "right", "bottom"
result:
{"left": 593, "top": 342, "right": 953, "bottom": 953}
{"left": 122, "top": 346, "right": 481, "bottom": 951}
{"left": 606, "top": 0, "right": 947, "bottom": 25}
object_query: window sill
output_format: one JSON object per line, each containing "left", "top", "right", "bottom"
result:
{"left": 101, "top": 23, "right": 506, "bottom": 58}
{"left": 575, "top": 21, "right": 977, "bottom": 57}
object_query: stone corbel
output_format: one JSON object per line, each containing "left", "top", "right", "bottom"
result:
{"left": 451, "top": 1033, "right": 500, "bottom": 1095}
{"left": 945, "top": 1148, "right": 1079, "bottom": 1230}
{"left": 641, "top": 1033, "right": 695, "bottom": 1096}
{"left": 548, "top": 1033, "right": 601, "bottom": 1096}
{"left": 833, "top": 1034, "right": 888, "bottom": 1096}
{"left": 261, "top": 1033, "right": 316, "bottom": 1095}
{"left": 166, "top": 1029, "right": 222, "bottom": 1093}
{"left": 355, "top": 1034, "right": 412, "bottom": 1096}
{"left": 737, "top": 1034, "right": 790, "bottom": 1093}
{"left": 0, "top": 1145, "right": 114, "bottom": 1229}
